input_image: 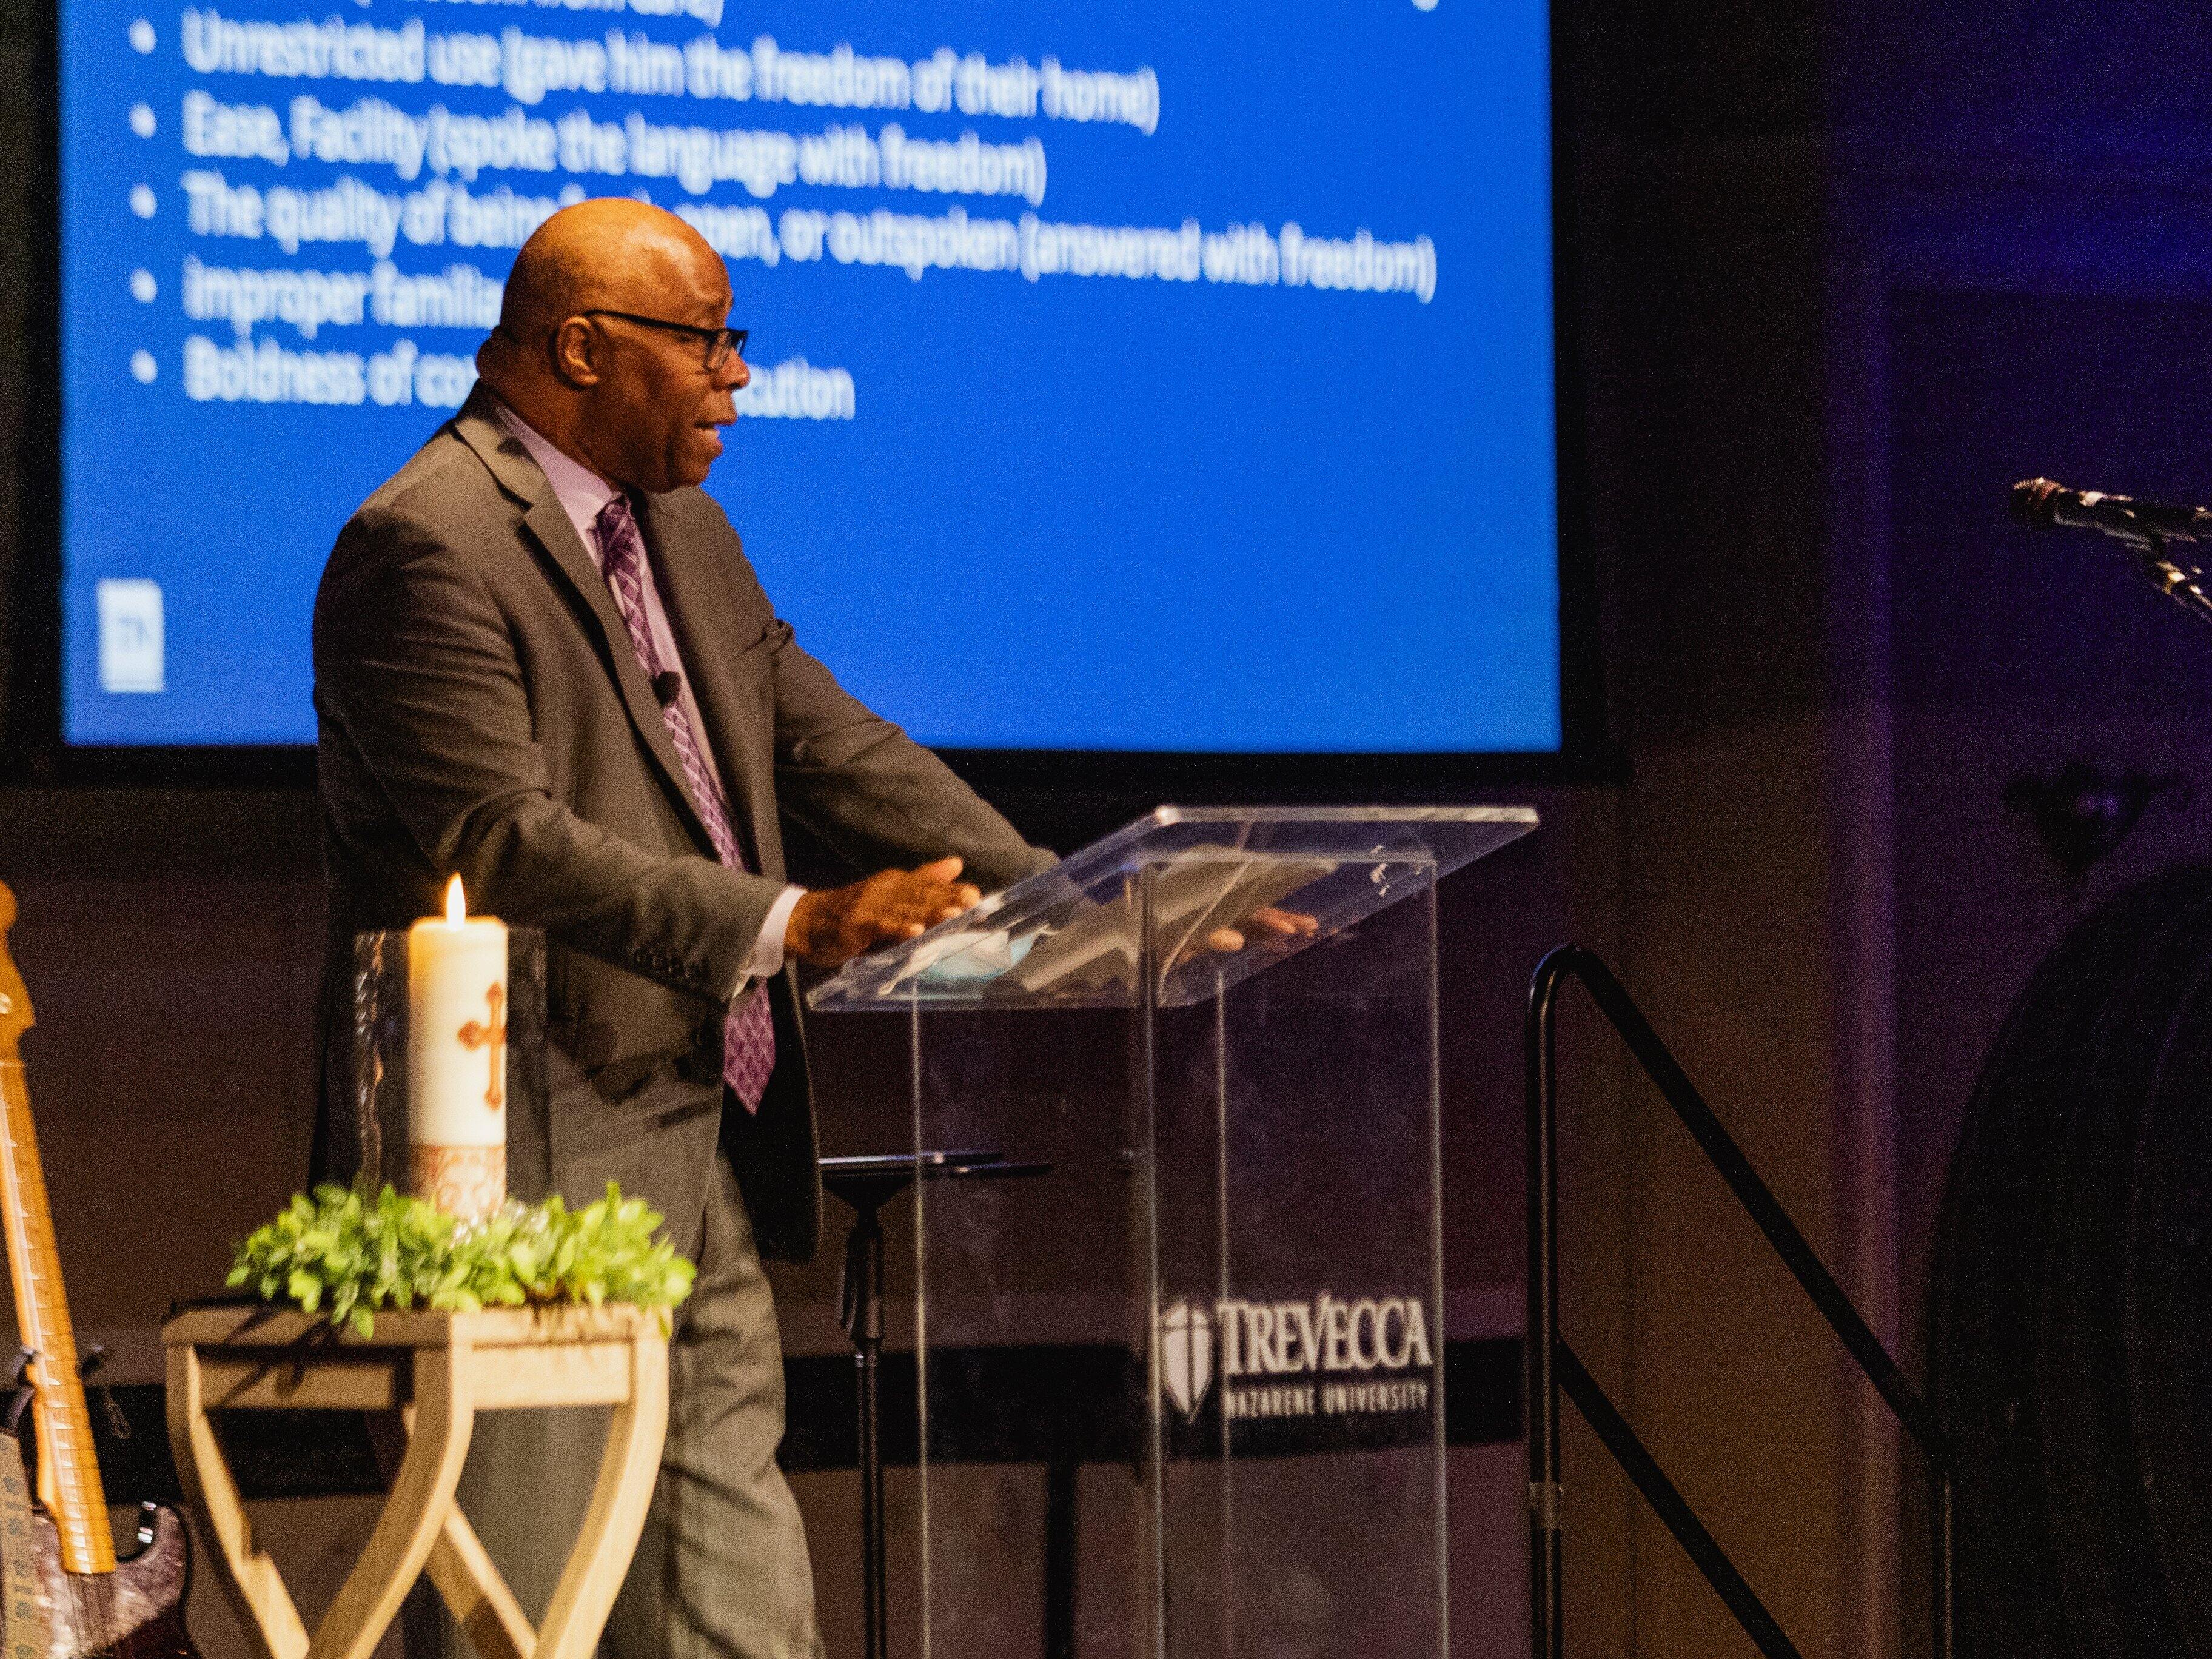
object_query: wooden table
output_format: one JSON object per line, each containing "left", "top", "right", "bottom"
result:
{"left": 162, "top": 1304, "right": 669, "bottom": 1659}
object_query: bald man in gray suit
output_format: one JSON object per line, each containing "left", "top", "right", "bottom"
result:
{"left": 313, "top": 198, "right": 1055, "bottom": 1659}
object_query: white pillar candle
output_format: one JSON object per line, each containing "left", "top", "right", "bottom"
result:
{"left": 407, "top": 875, "right": 508, "bottom": 1219}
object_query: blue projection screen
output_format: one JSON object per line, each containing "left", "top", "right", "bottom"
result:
{"left": 59, "top": 0, "right": 1560, "bottom": 752}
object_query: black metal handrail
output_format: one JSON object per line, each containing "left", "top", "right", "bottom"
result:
{"left": 1527, "top": 944, "right": 1954, "bottom": 1659}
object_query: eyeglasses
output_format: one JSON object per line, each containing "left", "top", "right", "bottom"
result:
{"left": 583, "top": 310, "right": 748, "bottom": 372}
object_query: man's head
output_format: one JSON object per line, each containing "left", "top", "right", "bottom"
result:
{"left": 477, "top": 198, "right": 749, "bottom": 494}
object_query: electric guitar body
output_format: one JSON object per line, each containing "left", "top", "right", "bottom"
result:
{"left": 26, "top": 1507, "right": 193, "bottom": 1659}
{"left": 0, "top": 882, "right": 200, "bottom": 1659}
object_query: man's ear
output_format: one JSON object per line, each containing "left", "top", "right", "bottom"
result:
{"left": 549, "top": 316, "right": 602, "bottom": 389}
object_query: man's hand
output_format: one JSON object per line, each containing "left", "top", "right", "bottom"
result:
{"left": 1204, "top": 904, "right": 1321, "bottom": 953}
{"left": 785, "top": 857, "right": 983, "bottom": 969}
{"left": 1201, "top": 905, "right": 1321, "bottom": 957}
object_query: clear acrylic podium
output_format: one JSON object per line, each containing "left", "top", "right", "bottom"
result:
{"left": 808, "top": 806, "right": 1537, "bottom": 1659}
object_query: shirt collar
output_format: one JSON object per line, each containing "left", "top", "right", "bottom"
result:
{"left": 491, "top": 398, "right": 623, "bottom": 563}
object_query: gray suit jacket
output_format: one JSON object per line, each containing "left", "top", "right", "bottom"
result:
{"left": 312, "top": 386, "right": 1054, "bottom": 1262}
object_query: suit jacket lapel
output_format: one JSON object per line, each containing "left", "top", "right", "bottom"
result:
{"left": 637, "top": 491, "right": 776, "bottom": 871}
{"left": 449, "top": 389, "right": 714, "bottom": 851}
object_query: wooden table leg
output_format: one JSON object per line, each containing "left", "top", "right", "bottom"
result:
{"left": 165, "top": 1344, "right": 310, "bottom": 1659}
{"left": 426, "top": 1504, "right": 536, "bottom": 1659}
{"left": 306, "top": 1344, "right": 475, "bottom": 1659}
{"left": 530, "top": 1329, "right": 670, "bottom": 1659}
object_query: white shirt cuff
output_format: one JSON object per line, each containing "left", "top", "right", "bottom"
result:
{"left": 741, "top": 886, "right": 805, "bottom": 990}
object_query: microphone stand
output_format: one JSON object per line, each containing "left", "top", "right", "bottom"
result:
{"left": 2069, "top": 512, "right": 2212, "bottom": 632}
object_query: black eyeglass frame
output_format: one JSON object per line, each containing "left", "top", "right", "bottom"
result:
{"left": 582, "top": 310, "right": 748, "bottom": 370}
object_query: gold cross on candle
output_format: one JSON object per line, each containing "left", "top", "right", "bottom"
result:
{"left": 457, "top": 983, "right": 506, "bottom": 1109}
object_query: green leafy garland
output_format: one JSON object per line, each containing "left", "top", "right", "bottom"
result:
{"left": 229, "top": 1182, "right": 696, "bottom": 1336}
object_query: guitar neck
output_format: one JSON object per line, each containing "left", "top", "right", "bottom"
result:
{"left": 0, "top": 1061, "right": 113, "bottom": 1575}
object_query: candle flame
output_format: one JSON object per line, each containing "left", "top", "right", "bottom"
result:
{"left": 444, "top": 874, "right": 467, "bottom": 927}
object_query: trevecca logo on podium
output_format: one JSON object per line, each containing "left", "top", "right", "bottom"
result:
{"left": 1160, "top": 1299, "right": 1215, "bottom": 1419}
{"left": 1157, "top": 1292, "right": 1436, "bottom": 1429}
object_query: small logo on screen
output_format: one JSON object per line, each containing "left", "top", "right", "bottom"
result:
{"left": 96, "top": 579, "right": 165, "bottom": 694}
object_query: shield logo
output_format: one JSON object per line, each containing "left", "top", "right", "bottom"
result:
{"left": 1160, "top": 1299, "right": 1213, "bottom": 1421}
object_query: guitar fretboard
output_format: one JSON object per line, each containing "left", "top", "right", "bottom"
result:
{"left": 0, "top": 1061, "right": 113, "bottom": 1575}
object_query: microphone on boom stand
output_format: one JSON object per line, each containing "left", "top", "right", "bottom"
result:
{"left": 2011, "top": 477, "right": 2212, "bottom": 631}
{"left": 2011, "top": 478, "right": 2212, "bottom": 544}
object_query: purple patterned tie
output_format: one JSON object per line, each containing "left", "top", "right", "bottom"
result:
{"left": 594, "top": 494, "right": 776, "bottom": 1110}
